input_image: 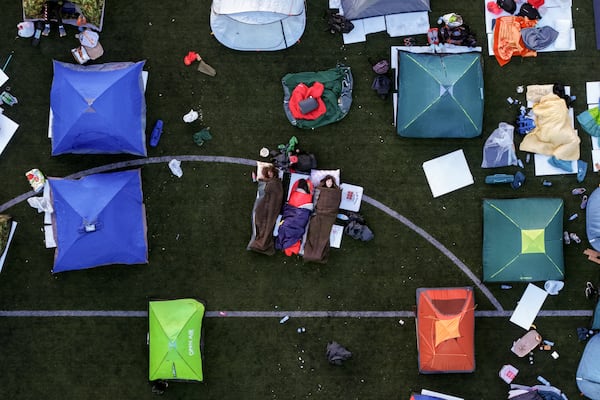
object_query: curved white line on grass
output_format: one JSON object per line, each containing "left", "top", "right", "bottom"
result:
{"left": 0, "top": 155, "right": 502, "bottom": 310}
{"left": 0, "top": 310, "right": 592, "bottom": 318}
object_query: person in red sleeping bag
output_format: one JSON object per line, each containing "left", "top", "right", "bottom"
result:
{"left": 275, "top": 178, "right": 314, "bottom": 256}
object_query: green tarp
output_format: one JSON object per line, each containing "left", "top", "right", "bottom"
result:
{"left": 149, "top": 298, "right": 205, "bottom": 382}
{"left": 482, "top": 198, "right": 564, "bottom": 282}
{"left": 396, "top": 51, "right": 483, "bottom": 138}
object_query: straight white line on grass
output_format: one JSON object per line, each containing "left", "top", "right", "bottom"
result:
{"left": 0, "top": 310, "right": 592, "bottom": 318}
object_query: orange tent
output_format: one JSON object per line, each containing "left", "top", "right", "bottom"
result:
{"left": 416, "top": 287, "right": 475, "bottom": 374}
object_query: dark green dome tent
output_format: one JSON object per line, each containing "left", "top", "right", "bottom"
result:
{"left": 395, "top": 50, "right": 484, "bottom": 138}
{"left": 482, "top": 198, "right": 564, "bottom": 282}
{"left": 149, "top": 299, "right": 206, "bottom": 383}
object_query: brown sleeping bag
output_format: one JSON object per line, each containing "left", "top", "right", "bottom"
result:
{"left": 303, "top": 186, "right": 342, "bottom": 263}
{"left": 247, "top": 177, "right": 284, "bottom": 255}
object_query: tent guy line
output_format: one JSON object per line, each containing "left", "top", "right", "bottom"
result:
{"left": 0, "top": 310, "right": 592, "bottom": 318}
{"left": 1, "top": 155, "right": 500, "bottom": 309}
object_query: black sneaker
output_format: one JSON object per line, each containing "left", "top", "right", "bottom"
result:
{"left": 31, "top": 22, "right": 43, "bottom": 47}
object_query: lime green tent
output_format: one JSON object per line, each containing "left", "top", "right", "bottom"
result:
{"left": 149, "top": 298, "right": 205, "bottom": 382}
{"left": 482, "top": 198, "right": 564, "bottom": 282}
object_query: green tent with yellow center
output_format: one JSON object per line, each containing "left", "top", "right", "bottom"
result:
{"left": 482, "top": 198, "right": 564, "bottom": 282}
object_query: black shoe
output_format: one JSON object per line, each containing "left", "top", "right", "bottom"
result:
{"left": 31, "top": 22, "right": 43, "bottom": 47}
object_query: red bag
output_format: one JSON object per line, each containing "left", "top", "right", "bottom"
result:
{"left": 528, "top": 0, "right": 544, "bottom": 8}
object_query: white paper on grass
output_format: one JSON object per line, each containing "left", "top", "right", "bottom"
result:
{"left": 44, "top": 225, "right": 56, "bottom": 248}
{"left": 0, "top": 113, "right": 19, "bottom": 156}
{"left": 330, "top": 224, "right": 343, "bottom": 249}
{"left": 510, "top": 283, "right": 548, "bottom": 330}
{"left": 421, "top": 389, "right": 464, "bottom": 400}
{"left": 422, "top": 149, "right": 474, "bottom": 198}
{"left": 533, "top": 153, "right": 577, "bottom": 176}
{"left": 0, "top": 68, "right": 8, "bottom": 87}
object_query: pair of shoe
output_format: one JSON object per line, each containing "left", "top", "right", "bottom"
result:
{"left": 572, "top": 188, "right": 586, "bottom": 195}
{"left": 570, "top": 232, "right": 582, "bottom": 244}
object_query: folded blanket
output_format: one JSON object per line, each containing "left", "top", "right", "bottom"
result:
{"left": 248, "top": 178, "right": 284, "bottom": 255}
{"left": 303, "top": 186, "right": 342, "bottom": 263}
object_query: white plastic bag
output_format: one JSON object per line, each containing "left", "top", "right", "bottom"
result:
{"left": 168, "top": 159, "right": 183, "bottom": 178}
{"left": 481, "top": 122, "right": 518, "bottom": 168}
{"left": 27, "top": 197, "right": 53, "bottom": 214}
{"left": 183, "top": 109, "right": 199, "bottom": 123}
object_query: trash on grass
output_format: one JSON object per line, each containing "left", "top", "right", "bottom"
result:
{"left": 168, "top": 159, "right": 183, "bottom": 178}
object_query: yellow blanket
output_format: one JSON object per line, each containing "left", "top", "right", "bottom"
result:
{"left": 519, "top": 94, "right": 580, "bottom": 160}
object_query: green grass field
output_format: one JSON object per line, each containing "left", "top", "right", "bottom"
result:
{"left": 1, "top": 0, "right": 599, "bottom": 398}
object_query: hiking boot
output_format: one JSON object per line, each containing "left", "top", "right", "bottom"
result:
{"left": 570, "top": 233, "right": 582, "bottom": 244}
{"left": 572, "top": 188, "right": 586, "bottom": 195}
{"left": 58, "top": 25, "right": 66, "bottom": 37}
{"left": 42, "top": 24, "right": 51, "bottom": 36}
{"left": 563, "top": 231, "right": 571, "bottom": 245}
{"left": 581, "top": 195, "right": 588, "bottom": 209}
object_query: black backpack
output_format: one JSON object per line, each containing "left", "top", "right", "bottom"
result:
{"left": 517, "top": 3, "right": 541, "bottom": 19}
{"left": 328, "top": 13, "right": 354, "bottom": 34}
{"left": 497, "top": 0, "right": 517, "bottom": 14}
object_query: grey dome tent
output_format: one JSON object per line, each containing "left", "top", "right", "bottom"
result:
{"left": 210, "top": 0, "right": 306, "bottom": 51}
{"left": 340, "top": 0, "right": 430, "bottom": 20}
{"left": 587, "top": 188, "right": 600, "bottom": 251}
{"left": 577, "top": 333, "right": 600, "bottom": 399}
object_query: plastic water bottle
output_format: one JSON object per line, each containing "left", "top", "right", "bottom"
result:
{"left": 543, "top": 340, "right": 554, "bottom": 346}
{"left": 501, "top": 285, "right": 512, "bottom": 289}
{"left": 537, "top": 376, "right": 550, "bottom": 386}
{"left": 569, "top": 213, "right": 578, "bottom": 221}
{"left": 542, "top": 180, "right": 552, "bottom": 187}
{"left": 279, "top": 315, "right": 289, "bottom": 324}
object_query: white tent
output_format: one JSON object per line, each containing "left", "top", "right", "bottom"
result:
{"left": 210, "top": 0, "right": 306, "bottom": 51}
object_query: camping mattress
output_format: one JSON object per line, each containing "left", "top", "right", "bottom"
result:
{"left": 282, "top": 65, "right": 353, "bottom": 129}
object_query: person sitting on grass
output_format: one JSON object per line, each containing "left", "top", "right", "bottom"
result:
{"left": 41, "top": 0, "right": 66, "bottom": 37}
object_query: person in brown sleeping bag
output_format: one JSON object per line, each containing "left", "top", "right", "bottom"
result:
{"left": 247, "top": 165, "right": 284, "bottom": 255}
{"left": 303, "top": 175, "right": 342, "bottom": 263}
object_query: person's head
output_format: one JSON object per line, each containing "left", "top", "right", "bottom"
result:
{"left": 297, "top": 178, "right": 309, "bottom": 193}
{"left": 262, "top": 165, "right": 278, "bottom": 180}
{"left": 321, "top": 175, "right": 337, "bottom": 188}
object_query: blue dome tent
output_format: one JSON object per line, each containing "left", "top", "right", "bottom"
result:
{"left": 50, "top": 60, "right": 147, "bottom": 156}
{"left": 48, "top": 169, "right": 148, "bottom": 273}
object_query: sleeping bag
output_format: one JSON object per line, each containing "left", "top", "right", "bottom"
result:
{"left": 275, "top": 178, "right": 314, "bottom": 256}
{"left": 303, "top": 182, "right": 342, "bottom": 263}
{"left": 248, "top": 174, "right": 284, "bottom": 255}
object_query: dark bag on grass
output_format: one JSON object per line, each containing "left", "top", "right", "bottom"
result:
{"left": 328, "top": 13, "right": 354, "bottom": 34}
{"left": 326, "top": 341, "right": 352, "bottom": 366}
{"left": 497, "top": 0, "right": 517, "bottom": 14}
{"left": 517, "top": 3, "right": 541, "bottom": 20}
{"left": 344, "top": 213, "right": 374, "bottom": 241}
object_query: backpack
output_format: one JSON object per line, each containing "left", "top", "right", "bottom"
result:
{"left": 497, "top": 0, "right": 517, "bottom": 14}
{"left": 517, "top": 3, "right": 541, "bottom": 19}
{"left": 328, "top": 13, "right": 354, "bottom": 34}
{"left": 372, "top": 59, "right": 389, "bottom": 75}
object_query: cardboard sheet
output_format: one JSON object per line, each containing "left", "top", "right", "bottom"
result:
{"left": 0, "top": 112, "right": 19, "bottom": 155}
{"left": 510, "top": 283, "right": 549, "bottom": 330}
{"left": 422, "top": 150, "right": 474, "bottom": 198}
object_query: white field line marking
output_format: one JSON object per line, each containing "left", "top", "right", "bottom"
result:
{"left": 0, "top": 310, "right": 592, "bottom": 318}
